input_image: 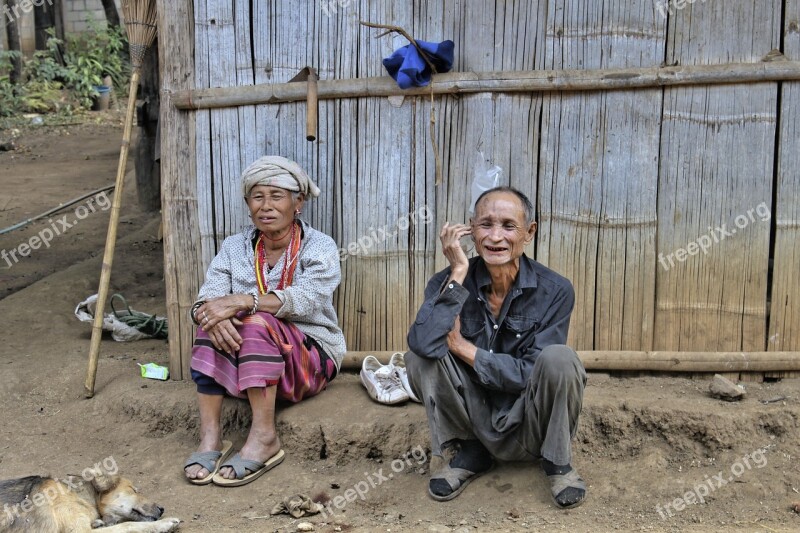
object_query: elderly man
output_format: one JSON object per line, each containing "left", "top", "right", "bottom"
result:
{"left": 406, "top": 186, "right": 587, "bottom": 508}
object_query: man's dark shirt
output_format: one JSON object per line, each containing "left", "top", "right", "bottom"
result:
{"left": 407, "top": 254, "right": 575, "bottom": 395}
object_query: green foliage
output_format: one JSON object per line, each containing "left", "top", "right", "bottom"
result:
{"left": 64, "top": 21, "right": 130, "bottom": 106}
{"left": 0, "top": 50, "right": 23, "bottom": 117}
{"left": 0, "top": 23, "right": 131, "bottom": 115}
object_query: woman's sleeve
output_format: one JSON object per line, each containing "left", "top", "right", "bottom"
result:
{"left": 196, "top": 242, "right": 234, "bottom": 302}
{"left": 270, "top": 240, "right": 340, "bottom": 320}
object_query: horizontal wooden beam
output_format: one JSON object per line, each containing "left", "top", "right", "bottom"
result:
{"left": 341, "top": 351, "right": 800, "bottom": 373}
{"left": 172, "top": 60, "right": 800, "bottom": 111}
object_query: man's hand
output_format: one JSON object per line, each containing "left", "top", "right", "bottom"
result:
{"left": 447, "top": 315, "right": 478, "bottom": 366}
{"left": 440, "top": 222, "right": 472, "bottom": 285}
{"left": 207, "top": 317, "right": 244, "bottom": 354}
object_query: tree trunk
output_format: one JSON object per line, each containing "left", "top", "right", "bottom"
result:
{"left": 33, "top": 0, "right": 57, "bottom": 50}
{"left": 4, "top": 0, "right": 22, "bottom": 83}
{"left": 135, "top": 37, "right": 161, "bottom": 212}
{"left": 99, "top": 0, "right": 120, "bottom": 28}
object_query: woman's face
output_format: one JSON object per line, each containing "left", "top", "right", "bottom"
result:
{"left": 246, "top": 185, "right": 304, "bottom": 235}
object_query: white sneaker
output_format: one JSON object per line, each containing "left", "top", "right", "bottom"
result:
{"left": 388, "top": 352, "right": 421, "bottom": 403}
{"left": 360, "top": 355, "right": 410, "bottom": 405}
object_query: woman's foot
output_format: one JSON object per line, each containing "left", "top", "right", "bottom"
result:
{"left": 184, "top": 431, "right": 224, "bottom": 481}
{"left": 216, "top": 429, "right": 282, "bottom": 480}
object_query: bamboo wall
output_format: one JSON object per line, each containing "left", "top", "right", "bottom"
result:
{"left": 159, "top": 0, "right": 800, "bottom": 379}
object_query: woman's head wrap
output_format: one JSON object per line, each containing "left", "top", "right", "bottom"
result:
{"left": 241, "top": 156, "right": 321, "bottom": 199}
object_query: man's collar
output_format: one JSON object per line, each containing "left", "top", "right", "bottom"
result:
{"left": 473, "top": 254, "right": 538, "bottom": 290}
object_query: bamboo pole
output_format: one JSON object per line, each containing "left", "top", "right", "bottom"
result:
{"left": 84, "top": 71, "right": 141, "bottom": 397}
{"left": 340, "top": 351, "right": 800, "bottom": 372}
{"left": 172, "top": 60, "right": 800, "bottom": 111}
{"left": 306, "top": 68, "right": 318, "bottom": 141}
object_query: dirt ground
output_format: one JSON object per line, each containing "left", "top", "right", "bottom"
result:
{"left": 0, "top": 121, "right": 798, "bottom": 533}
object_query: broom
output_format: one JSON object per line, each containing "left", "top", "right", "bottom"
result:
{"left": 85, "top": 0, "right": 159, "bottom": 398}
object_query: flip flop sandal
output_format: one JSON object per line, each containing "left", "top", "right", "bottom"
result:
{"left": 428, "top": 463, "right": 491, "bottom": 502}
{"left": 547, "top": 469, "right": 588, "bottom": 509}
{"left": 184, "top": 440, "right": 233, "bottom": 485}
{"left": 212, "top": 449, "right": 285, "bottom": 487}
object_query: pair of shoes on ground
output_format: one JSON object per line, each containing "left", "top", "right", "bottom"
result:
{"left": 360, "top": 352, "right": 421, "bottom": 405}
{"left": 184, "top": 441, "right": 285, "bottom": 487}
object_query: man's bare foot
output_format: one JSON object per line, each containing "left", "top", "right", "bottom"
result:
{"left": 185, "top": 430, "right": 223, "bottom": 480}
{"left": 217, "top": 429, "right": 281, "bottom": 480}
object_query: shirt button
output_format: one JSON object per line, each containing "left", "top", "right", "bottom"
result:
{"left": 448, "top": 284, "right": 454, "bottom": 289}
{"left": 516, "top": 333, "right": 521, "bottom": 338}
{"left": 493, "top": 325, "right": 498, "bottom": 330}
{"left": 489, "top": 350, "right": 493, "bottom": 354}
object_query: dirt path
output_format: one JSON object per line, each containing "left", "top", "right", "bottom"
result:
{"left": 0, "top": 124, "right": 798, "bottom": 532}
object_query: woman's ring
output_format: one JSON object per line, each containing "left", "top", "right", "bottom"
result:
{"left": 203, "top": 311, "right": 209, "bottom": 322}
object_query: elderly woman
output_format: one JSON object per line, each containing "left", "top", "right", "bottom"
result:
{"left": 183, "top": 156, "right": 346, "bottom": 487}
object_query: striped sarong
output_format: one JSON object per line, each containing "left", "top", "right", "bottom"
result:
{"left": 190, "top": 312, "right": 329, "bottom": 403}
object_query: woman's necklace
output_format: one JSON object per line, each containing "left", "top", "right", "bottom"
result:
{"left": 255, "top": 222, "right": 301, "bottom": 294}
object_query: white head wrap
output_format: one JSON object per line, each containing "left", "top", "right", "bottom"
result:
{"left": 241, "top": 156, "right": 321, "bottom": 199}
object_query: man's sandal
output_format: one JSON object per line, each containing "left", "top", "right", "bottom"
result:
{"left": 183, "top": 440, "right": 233, "bottom": 485}
{"left": 547, "top": 469, "right": 588, "bottom": 509}
{"left": 428, "top": 463, "right": 491, "bottom": 501}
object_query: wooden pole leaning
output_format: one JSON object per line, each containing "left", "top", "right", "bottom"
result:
{"left": 85, "top": 0, "right": 158, "bottom": 398}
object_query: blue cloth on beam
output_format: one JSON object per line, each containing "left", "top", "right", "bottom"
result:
{"left": 382, "top": 39, "right": 455, "bottom": 89}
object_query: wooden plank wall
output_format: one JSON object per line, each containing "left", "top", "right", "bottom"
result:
{"left": 768, "top": 0, "right": 800, "bottom": 377}
{"left": 654, "top": 1, "right": 780, "bottom": 380}
{"left": 170, "top": 0, "right": 800, "bottom": 371}
{"left": 537, "top": 1, "right": 663, "bottom": 351}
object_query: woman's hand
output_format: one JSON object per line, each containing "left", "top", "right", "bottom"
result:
{"left": 196, "top": 294, "right": 251, "bottom": 331}
{"left": 440, "top": 222, "right": 472, "bottom": 282}
{"left": 207, "top": 317, "right": 244, "bottom": 355}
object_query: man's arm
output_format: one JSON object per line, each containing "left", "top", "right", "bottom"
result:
{"left": 407, "top": 268, "right": 472, "bottom": 359}
{"left": 471, "top": 283, "right": 575, "bottom": 393}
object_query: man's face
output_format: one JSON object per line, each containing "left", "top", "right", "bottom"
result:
{"left": 471, "top": 191, "right": 536, "bottom": 267}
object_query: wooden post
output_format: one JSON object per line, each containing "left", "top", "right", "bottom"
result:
{"left": 157, "top": 0, "right": 199, "bottom": 380}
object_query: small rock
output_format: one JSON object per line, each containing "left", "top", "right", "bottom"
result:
{"left": 507, "top": 508, "right": 521, "bottom": 519}
{"left": 0, "top": 141, "right": 15, "bottom": 152}
{"left": 453, "top": 528, "right": 472, "bottom": 533}
{"left": 791, "top": 501, "right": 800, "bottom": 513}
{"left": 709, "top": 374, "right": 746, "bottom": 401}
{"left": 428, "top": 525, "right": 451, "bottom": 533}
{"left": 297, "top": 522, "right": 315, "bottom": 532}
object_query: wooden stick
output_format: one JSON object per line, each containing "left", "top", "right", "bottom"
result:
{"left": 339, "top": 351, "right": 800, "bottom": 372}
{"left": 85, "top": 70, "right": 141, "bottom": 398}
{"left": 306, "top": 67, "right": 318, "bottom": 141}
{"left": 172, "top": 61, "right": 800, "bottom": 111}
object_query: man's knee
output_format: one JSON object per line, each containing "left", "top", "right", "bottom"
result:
{"left": 405, "top": 350, "right": 433, "bottom": 389}
{"left": 533, "top": 345, "right": 583, "bottom": 381}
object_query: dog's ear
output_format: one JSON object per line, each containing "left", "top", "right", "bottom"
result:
{"left": 89, "top": 470, "right": 120, "bottom": 493}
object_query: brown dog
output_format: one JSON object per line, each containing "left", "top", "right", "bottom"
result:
{"left": 0, "top": 471, "right": 180, "bottom": 532}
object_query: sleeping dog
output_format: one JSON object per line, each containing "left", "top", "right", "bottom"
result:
{"left": 0, "top": 470, "right": 180, "bottom": 532}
